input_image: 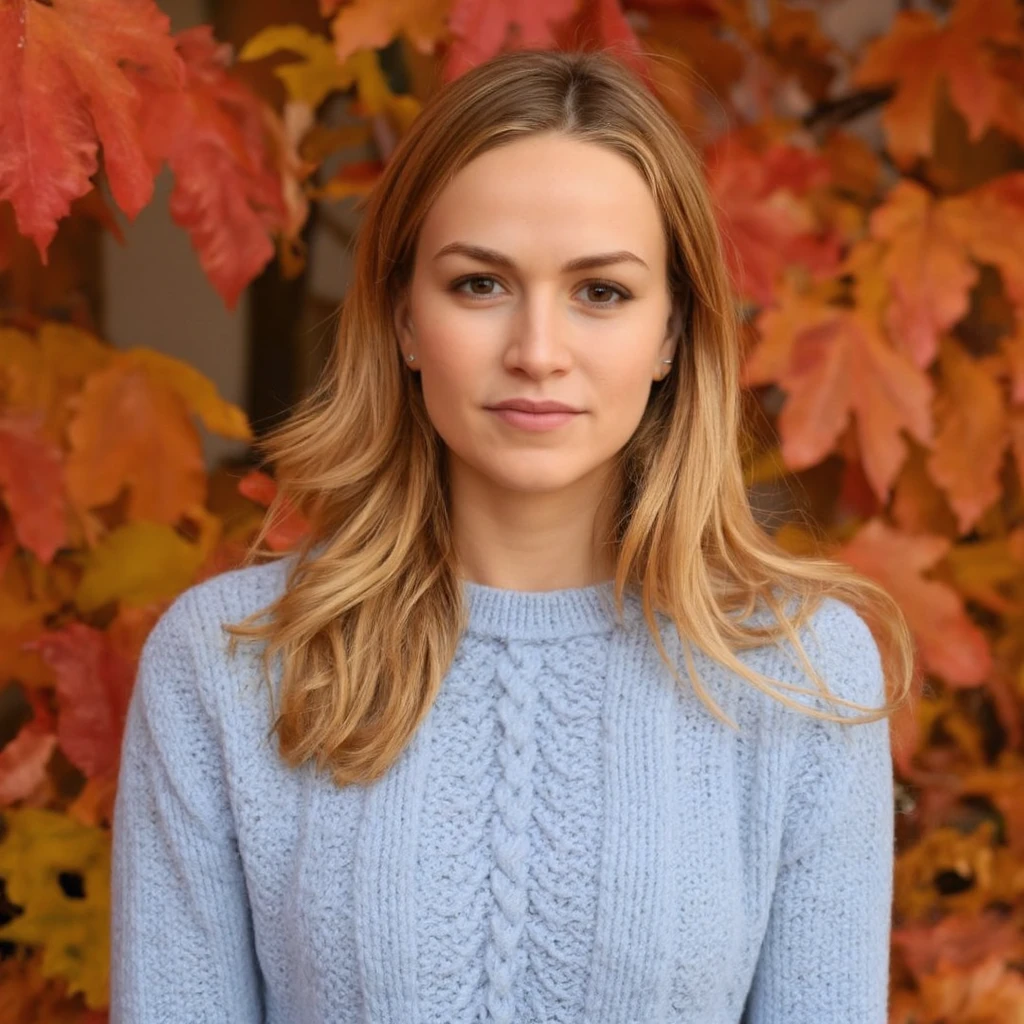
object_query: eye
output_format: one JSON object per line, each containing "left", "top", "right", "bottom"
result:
{"left": 452, "top": 275, "right": 505, "bottom": 298}
{"left": 580, "top": 282, "right": 631, "bottom": 306}
{"left": 450, "top": 275, "right": 632, "bottom": 307}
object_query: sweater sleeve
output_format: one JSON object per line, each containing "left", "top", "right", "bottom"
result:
{"left": 109, "top": 588, "right": 265, "bottom": 1023}
{"left": 742, "top": 599, "right": 896, "bottom": 1024}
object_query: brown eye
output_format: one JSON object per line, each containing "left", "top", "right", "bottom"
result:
{"left": 580, "top": 281, "right": 631, "bottom": 307}
{"left": 452, "top": 275, "right": 503, "bottom": 297}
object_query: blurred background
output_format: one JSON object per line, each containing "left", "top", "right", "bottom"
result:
{"left": 2, "top": 0, "right": 1024, "bottom": 1020}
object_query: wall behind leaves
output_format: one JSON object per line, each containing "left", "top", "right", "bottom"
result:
{"left": 1, "top": 0, "right": 1024, "bottom": 1019}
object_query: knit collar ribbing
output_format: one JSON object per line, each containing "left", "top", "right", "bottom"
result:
{"left": 461, "top": 577, "right": 645, "bottom": 641}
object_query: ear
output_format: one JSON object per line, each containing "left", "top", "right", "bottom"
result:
{"left": 393, "top": 290, "right": 412, "bottom": 348}
{"left": 666, "top": 294, "right": 685, "bottom": 342}
{"left": 660, "top": 297, "right": 684, "bottom": 362}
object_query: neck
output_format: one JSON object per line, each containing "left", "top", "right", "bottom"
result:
{"left": 448, "top": 454, "right": 621, "bottom": 592}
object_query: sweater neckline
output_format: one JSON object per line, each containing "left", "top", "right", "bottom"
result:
{"left": 460, "top": 577, "right": 641, "bottom": 640}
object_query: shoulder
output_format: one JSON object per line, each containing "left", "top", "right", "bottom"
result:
{"left": 135, "top": 557, "right": 294, "bottom": 708}
{"left": 739, "top": 594, "right": 884, "bottom": 714}
{"left": 179, "top": 556, "right": 293, "bottom": 627}
{"left": 147, "top": 556, "right": 292, "bottom": 648}
{"left": 791, "top": 595, "right": 885, "bottom": 713}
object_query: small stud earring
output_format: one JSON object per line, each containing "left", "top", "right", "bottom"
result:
{"left": 406, "top": 353, "right": 415, "bottom": 362}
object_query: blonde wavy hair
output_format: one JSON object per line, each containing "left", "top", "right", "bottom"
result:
{"left": 225, "top": 47, "right": 916, "bottom": 787}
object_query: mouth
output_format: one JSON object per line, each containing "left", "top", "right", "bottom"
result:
{"left": 487, "top": 407, "right": 581, "bottom": 432}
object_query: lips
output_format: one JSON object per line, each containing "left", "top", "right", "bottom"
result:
{"left": 487, "top": 399, "right": 580, "bottom": 414}
{"left": 488, "top": 405, "right": 580, "bottom": 433}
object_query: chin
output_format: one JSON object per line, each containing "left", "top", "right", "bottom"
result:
{"left": 475, "top": 460, "right": 596, "bottom": 495}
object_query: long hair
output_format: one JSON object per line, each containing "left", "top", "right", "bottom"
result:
{"left": 225, "top": 47, "right": 916, "bottom": 787}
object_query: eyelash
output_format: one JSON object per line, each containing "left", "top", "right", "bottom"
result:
{"left": 450, "top": 275, "right": 632, "bottom": 308}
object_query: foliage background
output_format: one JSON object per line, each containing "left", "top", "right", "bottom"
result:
{"left": 2, "top": 0, "right": 1024, "bottom": 1019}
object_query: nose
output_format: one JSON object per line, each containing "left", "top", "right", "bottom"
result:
{"left": 503, "top": 292, "right": 573, "bottom": 378}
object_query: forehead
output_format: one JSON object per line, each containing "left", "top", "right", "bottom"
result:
{"left": 417, "top": 135, "right": 666, "bottom": 265}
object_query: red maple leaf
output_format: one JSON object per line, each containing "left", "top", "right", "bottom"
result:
{"left": 705, "top": 134, "right": 842, "bottom": 306}
{"left": 136, "top": 26, "right": 289, "bottom": 308}
{"left": 0, "top": 0, "right": 183, "bottom": 255}
{"left": 443, "top": 0, "right": 580, "bottom": 81}
{"left": 28, "top": 623, "right": 137, "bottom": 782}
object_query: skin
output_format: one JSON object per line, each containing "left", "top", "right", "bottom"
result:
{"left": 393, "top": 132, "right": 682, "bottom": 592}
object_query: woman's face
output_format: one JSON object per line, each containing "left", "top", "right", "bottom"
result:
{"left": 394, "top": 132, "right": 680, "bottom": 502}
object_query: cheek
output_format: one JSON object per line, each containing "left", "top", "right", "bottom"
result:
{"left": 594, "top": 358, "right": 659, "bottom": 427}
{"left": 416, "top": 333, "right": 482, "bottom": 438}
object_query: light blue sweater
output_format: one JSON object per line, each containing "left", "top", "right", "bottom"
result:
{"left": 110, "top": 556, "right": 894, "bottom": 1023}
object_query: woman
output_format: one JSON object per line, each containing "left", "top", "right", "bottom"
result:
{"left": 110, "top": 47, "right": 914, "bottom": 1024}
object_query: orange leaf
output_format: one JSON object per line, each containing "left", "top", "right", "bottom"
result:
{"left": 762, "top": 1, "right": 836, "bottom": 102}
{"left": 136, "top": 26, "right": 289, "bottom": 309}
{"left": 819, "top": 130, "right": 884, "bottom": 203}
{"left": 891, "top": 445, "right": 959, "bottom": 537}
{"left": 837, "top": 518, "right": 992, "bottom": 687}
{"left": 0, "top": 413, "right": 68, "bottom": 564}
{"left": 852, "top": 0, "right": 1022, "bottom": 166}
{"left": 926, "top": 339, "right": 1010, "bottom": 535}
{"left": 745, "top": 286, "right": 933, "bottom": 500}
{"left": 893, "top": 910, "right": 1024, "bottom": 981}
{"left": 869, "top": 180, "right": 978, "bottom": 369}
{"left": 329, "top": 0, "right": 451, "bottom": 65}
{"left": 238, "top": 469, "right": 310, "bottom": 550}
{"left": 0, "top": 0, "right": 184, "bottom": 255}
{"left": 942, "top": 171, "right": 1024, "bottom": 308}
{"left": 64, "top": 360, "right": 206, "bottom": 527}
{"left": 29, "top": 623, "right": 136, "bottom": 782}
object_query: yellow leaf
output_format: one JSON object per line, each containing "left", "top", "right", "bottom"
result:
{"left": 772, "top": 522, "right": 825, "bottom": 557}
{"left": 75, "top": 521, "right": 211, "bottom": 611}
{"left": 742, "top": 445, "right": 789, "bottom": 487}
{"left": 239, "top": 25, "right": 355, "bottom": 108}
{"left": 38, "top": 323, "right": 112, "bottom": 389}
{"left": 0, "top": 327, "right": 46, "bottom": 411}
{"left": 0, "top": 807, "right": 111, "bottom": 1009}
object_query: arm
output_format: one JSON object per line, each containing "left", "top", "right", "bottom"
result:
{"left": 742, "top": 600, "right": 896, "bottom": 1024}
{"left": 109, "top": 589, "right": 265, "bottom": 1023}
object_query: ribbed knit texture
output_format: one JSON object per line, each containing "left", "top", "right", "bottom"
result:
{"left": 109, "top": 557, "right": 895, "bottom": 1023}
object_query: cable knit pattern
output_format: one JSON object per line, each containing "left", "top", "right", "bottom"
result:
{"left": 110, "top": 557, "right": 895, "bottom": 1024}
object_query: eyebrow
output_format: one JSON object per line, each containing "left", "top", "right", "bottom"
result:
{"left": 432, "top": 242, "right": 650, "bottom": 273}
